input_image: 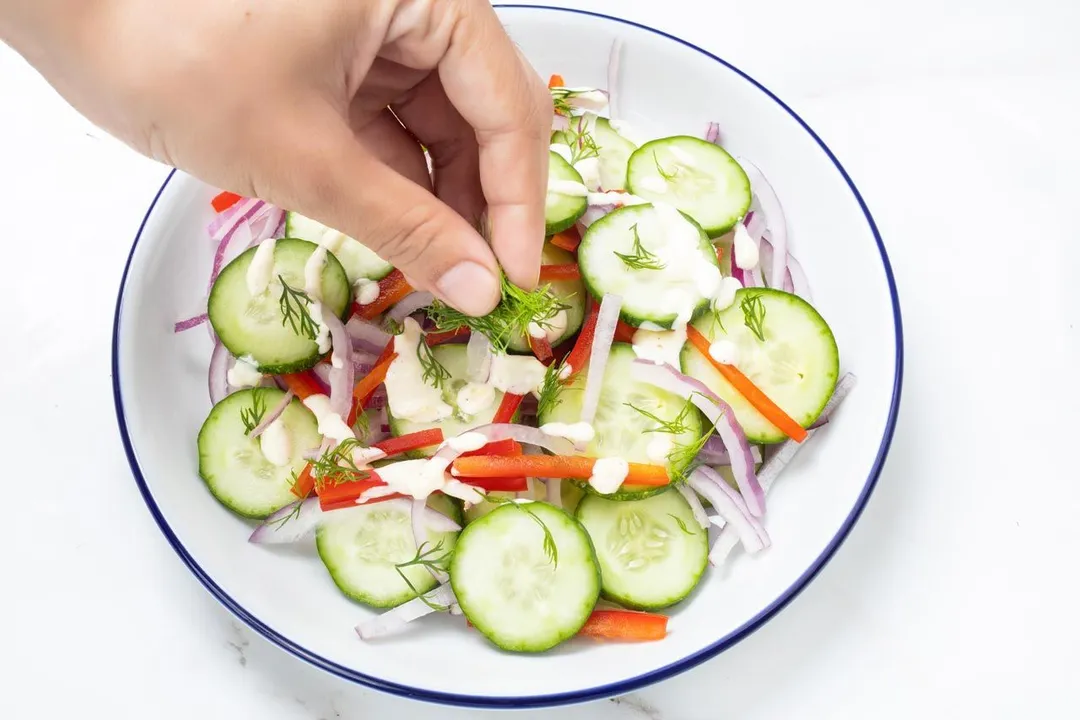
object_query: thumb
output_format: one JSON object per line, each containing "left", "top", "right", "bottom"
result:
{"left": 278, "top": 116, "right": 502, "bottom": 317}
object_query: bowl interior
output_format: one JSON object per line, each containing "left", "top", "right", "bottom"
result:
{"left": 114, "top": 5, "right": 899, "bottom": 706}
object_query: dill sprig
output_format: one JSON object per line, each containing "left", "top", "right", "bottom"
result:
{"left": 383, "top": 317, "right": 404, "bottom": 336}
{"left": 270, "top": 500, "right": 304, "bottom": 529}
{"left": 310, "top": 438, "right": 370, "bottom": 489}
{"left": 240, "top": 387, "right": 269, "bottom": 435}
{"left": 416, "top": 339, "right": 450, "bottom": 390}
{"left": 550, "top": 87, "right": 597, "bottom": 116}
{"left": 427, "top": 273, "right": 571, "bottom": 354}
{"left": 668, "top": 513, "right": 696, "bottom": 536}
{"left": 741, "top": 292, "right": 767, "bottom": 342}
{"left": 666, "top": 426, "right": 715, "bottom": 484}
{"left": 565, "top": 116, "right": 600, "bottom": 165}
{"left": 352, "top": 409, "right": 371, "bottom": 441}
{"left": 487, "top": 498, "right": 558, "bottom": 568}
{"left": 625, "top": 397, "right": 695, "bottom": 435}
{"left": 614, "top": 224, "right": 666, "bottom": 271}
{"left": 394, "top": 540, "right": 454, "bottom": 611}
{"left": 652, "top": 152, "right": 679, "bottom": 181}
{"left": 278, "top": 275, "right": 319, "bottom": 341}
{"left": 536, "top": 363, "right": 565, "bottom": 419}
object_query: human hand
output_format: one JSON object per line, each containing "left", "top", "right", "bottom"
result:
{"left": 2, "top": 0, "right": 552, "bottom": 315}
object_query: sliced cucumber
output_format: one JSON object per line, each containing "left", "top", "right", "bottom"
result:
{"left": 576, "top": 489, "right": 708, "bottom": 610}
{"left": 578, "top": 203, "right": 719, "bottom": 329}
{"left": 197, "top": 388, "right": 321, "bottom": 519}
{"left": 626, "top": 136, "right": 751, "bottom": 237}
{"left": 592, "top": 116, "right": 637, "bottom": 191}
{"left": 285, "top": 212, "right": 394, "bottom": 282}
{"left": 316, "top": 498, "right": 459, "bottom": 608}
{"left": 506, "top": 241, "right": 585, "bottom": 353}
{"left": 545, "top": 151, "right": 588, "bottom": 235}
{"left": 387, "top": 344, "right": 509, "bottom": 457}
{"left": 463, "top": 479, "right": 560, "bottom": 524}
{"left": 538, "top": 344, "right": 704, "bottom": 499}
{"left": 450, "top": 502, "right": 601, "bottom": 652}
{"left": 208, "top": 238, "right": 352, "bottom": 374}
{"left": 682, "top": 288, "right": 839, "bottom": 444}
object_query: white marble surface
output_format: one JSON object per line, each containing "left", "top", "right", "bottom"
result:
{"left": 3, "top": 0, "right": 1078, "bottom": 717}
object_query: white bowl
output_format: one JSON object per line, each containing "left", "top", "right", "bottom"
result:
{"left": 112, "top": 4, "right": 902, "bottom": 709}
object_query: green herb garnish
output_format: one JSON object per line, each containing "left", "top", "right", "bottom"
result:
{"left": 625, "top": 397, "right": 695, "bottom": 435}
{"left": 270, "top": 500, "right": 304, "bottom": 529}
{"left": 741, "top": 292, "right": 767, "bottom": 342}
{"left": 240, "top": 387, "right": 269, "bottom": 435}
{"left": 614, "top": 224, "right": 666, "bottom": 272}
{"left": 394, "top": 540, "right": 454, "bottom": 611}
{"left": 537, "top": 362, "right": 565, "bottom": 419}
{"left": 652, "top": 152, "right": 679, "bottom": 181}
{"left": 487, "top": 498, "right": 558, "bottom": 568}
{"left": 278, "top": 275, "right": 319, "bottom": 341}
{"left": 310, "top": 438, "right": 370, "bottom": 489}
{"left": 668, "top": 513, "right": 696, "bottom": 536}
{"left": 565, "top": 115, "right": 600, "bottom": 165}
{"left": 667, "top": 426, "right": 715, "bottom": 484}
{"left": 416, "top": 339, "right": 450, "bottom": 390}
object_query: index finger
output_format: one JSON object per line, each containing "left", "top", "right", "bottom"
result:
{"left": 437, "top": 0, "right": 551, "bottom": 289}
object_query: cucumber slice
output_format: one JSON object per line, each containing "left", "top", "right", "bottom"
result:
{"left": 506, "top": 241, "right": 586, "bottom": 353}
{"left": 284, "top": 212, "right": 394, "bottom": 282}
{"left": 208, "top": 238, "right": 352, "bottom": 374}
{"left": 545, "top": 151, "right": 588, "bottom": 235}
{"left": 316, "top": 498, "right": 459, "bottom": 608}
{"left": 592, "top": 116, "right": 637, "bottom": 191}
{"left": 538, "top": 344, "right": 704, "bottom": 499}
{"left": 450, "top": 502, "right": 601, "bottom": 652}
{"left": 386, "top": 344, "right": 509, "bottom": 457}
{"left": 626, "top": 136, "right": 751, "bottom": 236}
{"left": 575, "top": 489, "right": 708, "bottom": 610}
{"left": 462, "top": 479, "right": 561, "bottom": 524}
{"left": 578, "top": 203, "right": 720, "bottom": 329}
{"left": 197, "top": 388, "right": 321, "bottom": 518}
{"left": 682, "top": 288, "right": 839, "bottom": 444}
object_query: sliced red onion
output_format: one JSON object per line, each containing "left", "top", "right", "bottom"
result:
{"left": 248, "top": 205, "right": 284, "bottom": 244}
{"left": 174, "top": 313, "right": 209, "bottom": 333}
{"left": 738, "top": 157, "right": 788, "bottom": 293}
{"left": 676, "top": 483, "right": 710, "bottom": 530}
{"left": 435, "top": 423, "right": 575, "bottom": 467}
{"left": 711, "top": 373, "right": 856, "bottom": 564}
{"left": 388, "top": 291, "right": 435, "bottom": 325}
{"left": 311, "top": 363, "right": 333, "bottom": 386}
{"left": 698, "top": 436, "right": 763, "bottom": 466}
{"left": 209, "top": 341, "right": 231, "bottom": 404}
{"left": 786, "top": 253, "right": 813, "bottom": 301}
{"left": 411, "top": 497, "right": 448, "bottom": 583}
{"left": 607, "top": 37, "right": 624, "bottom": 121}
{"left": 631, "top": 360, "right": 765, "bottom": 516}
{"left": 579, "top": 293, "right": 622, "bottom": 428}
{"left": 249, "top": 497, "right": 323, "bottom": 544}
{"left": 704, "top": 122, "right": 720, "bottom": 144}
{"left": 552, "top": 112, "right": 571, "bottom": 132}
{"left": 249, "top": 390, "right": 294, "bottom": 438}
{"left": 466, "top": 331, "right": 492, "bottom": 383}
{"left": 580, "top": 203, "right": 618, "bottom": 228}
{"left": 345, "top": 316, "right": 391, "bottom": 355}
{"left": 759, "top": 234, "right": 795, "bottom": 292}
{"left": 320, "top": 310, "right": 355, "bottom": 419}
{"left": 546, "top": 478, "right": 563, "bottom": 508}
{"left": 355, "top": 583, "right": 457, "bottom": 640}
{"left": 688, "top": 468, "right": 769, "bottom": 559}
{"left": 208, "top": 197, "right": 259, "bottom": 238}
{"left": 207, "top": 199, "right": 264, "bottom": 293}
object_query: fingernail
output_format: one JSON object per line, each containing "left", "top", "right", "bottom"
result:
{"left": 437, "top": 262, "right": 500, "bottom": 316}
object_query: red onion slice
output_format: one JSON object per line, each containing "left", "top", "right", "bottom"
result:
{"left": 688, "top": 468, "right": 769, "bottom": 558}
{"left": 248, "top": 205, "right": 283, "bottom": 244}
{"left": 579, "top": 293, "right": 622, "bottom": 427}
{"left": 580, "top": 203, "right": 618, "bottom": 228}
{"left": 631, "top": 359, "right": 765, "bottom": 516}
{"left": 411, "top": 497, "right": 448, "bottom": 583}
{"left": 676, "top": 483, "right": 710, "bottom": 530}
{"left": 320, "top": 310, "right": 355, "bottom": 419}
{"left": 552, "top": 112, "right": 571, "bottom": 132}
{"left": 738, "top": 157, "right": 789, "bottom": 294}
{"left": 207, "top": 199, "right": 264, "bottom": 293}
{"left": 345, "top": 316, "right": 391, "bottom": 355}
{"left": 466, "top": 331, "right": 492, "bottom": 383}
{"left": 545, "top": 478, "right": 563, "bottom": 508}
{"left": 704, "top": 122, "right": 720, "bottom": 144}
{"left": 208, "top": 341, "right": 231, "bottom": 404}
{"left": 355, "top": 583, "right": 457, "bottom": 640}
{"left": 249, "top": 390, "right": 295, "bottom": 438}
{"left": 607, "top": 38, "right": 624, "bottom": 121}
{"left": 174, "top": 313, "right": 209, "bottom": 333}
{"left": 698, "top": 436, "right": 763, "bottom": 466}
{"left": 786, "top": 253, "right": 813, "bottom": 301}
{"left": 248, "top": 497, "right": 323, "bottom": 544}
{"left": 388, "top": 291, "right": 435, "bottom": 325}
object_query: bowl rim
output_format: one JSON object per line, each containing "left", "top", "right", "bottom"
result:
{"left": 111, "top": 4, "right": 904, "bottom": 709}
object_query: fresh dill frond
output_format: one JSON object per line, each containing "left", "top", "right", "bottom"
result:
{"left": 666, "top": 426, "right": 715, "bottom": 484}
{"left": 270, "top": 500, "right": 304, "bottom": 529}
{"left": 668, "top": 513, "right": 696, "bottom": 536}
{"left": 352, "top": 409, "right": 371, "bottom": 441}
{"left": 741, "top": 292, "right": 767, "bottom": 342}
{"left": 394, "top": 540, "right": 454, "bottom": 611}
{"left": 652, "top": 152, "right": 679, "bottom": 181}
{"left": 486, "top": 498, "right": 558, "bottom": 568}
{"left": 416, "top": 339, "right": 450, "bottom": 390}
{"left": 536, "top": 363, "right": 565, "bottom": 419}
{"left": 710, "top": 303, "right": 727, "bottom": 334}
{"left": 625, "top": 397, "right": 694, "bottom": 435}
{"left": 614, "top": 223, "right": 666, "bottom": 271}
{"left": 278, "top": 275, "right": 319, "bottom": 341}
{"left": 565, "top": 116, "right": 600, "bottom": 165}
{"left": 310, "top": 438, "right": 370, "bottom": 489}
{"left": 427, "top": 273, "right": 571, "bottom": 354}
{"left": 240, "top": 387, "right": 269, "bottom": 435}
{"left": 383, "top": 317, "right": 403, "bottom": 336}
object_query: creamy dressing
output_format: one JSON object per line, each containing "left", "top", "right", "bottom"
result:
{"left": 588, "top": 191, "right": 649, "bottom": 207}
{"left": 375, "top": 458, "right": 448, "bottom": 500}
{"left": 447, "top": 432, "right": 488, "bottom": 453}
{"left": 527, "top": 308, "right": 569, "bottom": 343}
{"left": 540, "top": 421, "right": 595, "bottom": 444}
{"left": 636, "top": 176, "right": 669, "bottom": 194}
{"left": 307, "top": 302, "right": 332, "bottom": 354}
{"left": 354, "top": 277, "right": 380, "bottom": 305}
{"left": 558, "top": 363, "right": 573, "bottom": 381}
{"left": 645, "top": 434, "right": 673, "bottom": 463}
{"left": 733, "top": 221, "right": 760, "bottom": 270}
{"left": 708, "top": 339, "right": 740, "bottom": 366}
{"left": 227, "top": 355, "right": 263, "bottom": 388}
{"left": 383, "top": 318, "right": 453, "bottom": 423}
{"left": 574, "top": 156, "right": 602, "bottom": 191}
{"left": 631, "top": 325, "right": 687, "bottom": 368}
{"left": 456, "top": 382, "right": 496, "bottom": 416}
{"left": 527, "top": 321, "right": 546, "bottom": 339}
{"left": 442, "top": 478, "right": 485, "bottom": 505}
{"left": 712, "top": 276, "right": 743, "bottom": 313}
{"left": 350, "top": 446, "right": 386, "bottom": 466}
{"left": 589, "top": 457, "right": 630, "bottom": 494}
{"left": 259, "top": 417, "right": 292, "bottom": 467}
{"left": 303, "top": 245, "right": 327, "bottom": 301}
{"left": 548, "top": 179, "right": 590, "bottom": 197}
{"left": 301, "top": 393, "right": 354, "bottom": 444}
{"left": 488, "top": 353, "right": 549, "bottom": 395}
{"left": 246, "top": 238, "right": 277, "bottom": 295}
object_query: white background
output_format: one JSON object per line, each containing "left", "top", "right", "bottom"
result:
{"left": 2, "top": 1, "right": 1078, "bottom": 718}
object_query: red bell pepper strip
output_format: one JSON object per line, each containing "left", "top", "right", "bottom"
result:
{"left": 613, "top": 319, "right": 636, "bottom": 344}
{"left": 458, "top": 438, "right": 519, "bottom": 458}
{"left": 451, "top": 455, "right": 669, "bottom": 487}
{"left": 529, "top": 335, "right": 554, "bottom": 365}
{"left": 549, "top": 228, "right": 581, "bottom": 253}
{"left": 347, "top": 341, "right": 396, "bottom": 426}
{"left": 353, "top": 270, "right": 414, "bottom": 320}
{"left": 562, "top": 303, "right": 599, "bottom": 377}
{"left": 460, "top": 477, "right": 530, "bottom": 493}
{"left": 289, "top": 463, "right": 316, "bottom": 498}
{"left": 371, "top": 428, "right": 444, "bottom": 458}
{"left": 491, "top": 393, "right": 524, "bottom": 424}
{"left": 577, "top": 610, "right": 669, "bottom": 641}
{"left": 279, "top": 371, "right": 324, "bottom": 401}
{"left": 317, "top": 472, "right": 403, "bottom": 512}
{"left": 538, "top": 264, "right": 581, "bottom": 282}
{"left": 425, "top": 327, "right": 470, "bottom": 346}
{"left": 211, "top": 191, "right": 243, "bottom": 213}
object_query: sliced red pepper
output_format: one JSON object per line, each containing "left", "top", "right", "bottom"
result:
{"left": 562, "top": 302, "right": 599, "bottom": 377}
{"left": 458, "top": 438, "right": 519, "bottom": 458}
{"left": 549, "top": 228, "right": 581, "bottom": 253}
{"left": 316, "top": 470, "right": 399, "bottom": 511}
{"left": 460, "top": 476, "right": 530, "bottom": 493}
{"left": 372, "top": 428, "right": 444, "bottom": 458}
{"left": 425, "top": 327, "right": 470, "bottom": 346}
{"left": 538, "top": 263, "right": 581, "bottom": 282}
{"left": 529, "top": 335, "right": 554, "bottom": 365}
{"left": 492, "top": 393, "right": 524, "bottom": 424}
{"left": 613, "top": 319, "right": 636, "bottom": 344}
{"left": 279, "top": 371, "right": 324, "bottom": 401}
{"left": 347, "top": 340, "right": 396, "bottom": 426}
{"left": 211, "top": 191, "right": 243, "bottom": 213}
{"left": 577, "top": 610, "right": 668, "bottom": 641}
{"left": 353, "top": 270, "right": 414, "bottom": 320}
{"left": 289, "top": 463, "right": 315, "bottom": 498}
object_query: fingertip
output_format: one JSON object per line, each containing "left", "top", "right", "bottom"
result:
{"left": 489, "top": 203, "right": 544, "bottom": 291}
{"left": 436, "top": 260, "right": 502, "bottom": 316}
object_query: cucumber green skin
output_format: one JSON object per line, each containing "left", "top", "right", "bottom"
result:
{"left": 427, "top": 492, "right": 464, "bottom": 526}
{"left": 592, "top": 116, "right": 637, "bottom": 191}
{"left": 577, "top": 204, "right": 719, "bottom": 329}
{"left": 575, "top": 489, "right": 708, "bottom": 610}
{"left": 450, "top": 502, "right": 601, "bottom": 652}
{"left": 626, "top": 135, "right": 752, "bottom": 237}
{"left": 681, "top": 288, "right": 839, "bottom": 444}
{"left": 208, "top": 238, "right": 352, "bottom": 374}
{"left": 197, "top": 388, "right": 321, "bottom": 519}
{"left": 545, "top": 151, "right": 588, "bottom": 235}
{"left": 316, "top": 499, "right": 459, "bottom": 608}
{"left": 385, "top": 344, "right": 509, "bottom": 458}
{"left": 538, "top": 343, "right": 704, "bottom": 498}
{"left": 284, "top": 212, "right": 394, "bottom": 282}
{"left": 505, "top": 242, "right": 586, "bottom": 354}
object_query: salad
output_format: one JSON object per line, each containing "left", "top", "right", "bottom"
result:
{"left": 176, "top": 45, "right": 855, "bottom": 653}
